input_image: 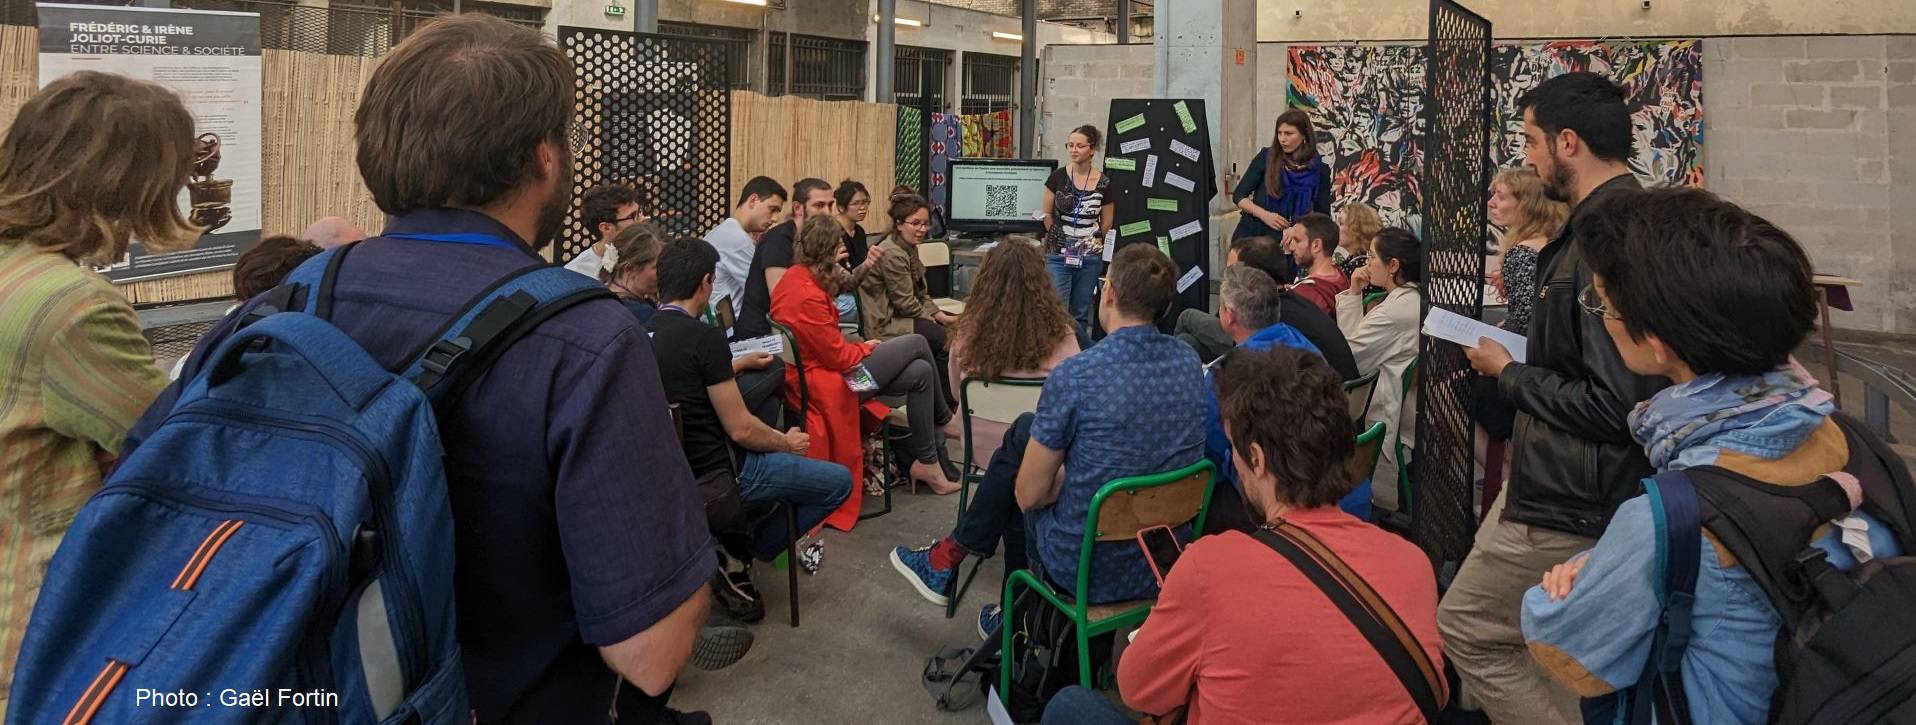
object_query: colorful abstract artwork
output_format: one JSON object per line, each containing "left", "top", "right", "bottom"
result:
{"left": 1285, "top": 39, "right": 1704, "bottom": 231}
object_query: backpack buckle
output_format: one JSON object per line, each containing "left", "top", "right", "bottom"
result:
{"left": 421, "top": 336, "right": 473, "bottom": 377}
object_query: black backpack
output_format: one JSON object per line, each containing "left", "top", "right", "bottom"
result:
{"left": 920, "top": 589, "right": 1112, "bottom": 723}
{"left": 1631, "top": 413, "right": 1916, "bottom": 724}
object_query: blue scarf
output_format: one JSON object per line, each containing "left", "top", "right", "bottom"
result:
{"left": 1265, "top": 160, "right": 1321, "bottom": 221}
{"left": 1628, "top": 359, "right": 1835, "bottom": 471}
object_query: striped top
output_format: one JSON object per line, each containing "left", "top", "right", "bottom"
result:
{"left": 0, "top": 242, "right": 166, "bottom": 704}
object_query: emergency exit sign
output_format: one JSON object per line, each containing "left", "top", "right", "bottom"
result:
{"left": 605, "top": 3, "right": 625, "bottom": 16}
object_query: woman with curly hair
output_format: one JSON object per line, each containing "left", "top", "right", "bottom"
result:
{"left": 1337, "top": 201, "right": 1384, "bottom": 279}
{"left": 948, "top": 237, "right": 1079, "bottom": 464}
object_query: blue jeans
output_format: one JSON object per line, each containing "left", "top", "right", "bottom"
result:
{"left": 1046, "top": 253, "right": 1104, "bottom": 345}
{"left": 1041, "top": 685, "right": 1134, "bottom": 725}
{"left": 737, "top": 451, "right": 851, "bottom": 561}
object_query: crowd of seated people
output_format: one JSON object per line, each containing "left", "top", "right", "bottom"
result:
{"left": 8, "top": 20, "right": 1913, "bottom": 725}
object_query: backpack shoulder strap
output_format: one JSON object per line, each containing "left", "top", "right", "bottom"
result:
{"left": 1250, "top": 523, "right": 1445, "bottom": 721}
{"left": 238, "top": 244, "right": 353, "bottom": 327}
{"left": 400, "top": 264, "right": 614, "bottom": 406}
{"left": 1635, "top": 470, "right": 1702, "bottom": 725}
{"left": 1830, "top": 411, "right": 1916, "bottom": 549}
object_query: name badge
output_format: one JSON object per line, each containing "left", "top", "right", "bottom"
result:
{"left": 1064, "top": 251, "right": 1083, "bottom": 268}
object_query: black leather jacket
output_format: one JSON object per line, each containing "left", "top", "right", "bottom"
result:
{"left": 1497, "top": 174, "right": 1669, "bottom": 538}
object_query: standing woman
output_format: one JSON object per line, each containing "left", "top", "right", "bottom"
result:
{"left": 859, "top": 190, "right": 959, "bottom": 404}
{"left": 1469, "top": 167, "right": 1568, "bottom": 443}
{"left": 0, "top": 72, "right": 197, "bottom": 707}
{"left": 1038, "top": 125, "right": 1115, "bottom": 341}
{"left": 1234, "top": 110, "right": 1332, "bottom": 240}
{"left": 1335, "top": 228, "right": 1424, "bottom": 512}
{"left": 833, "top": 179, "right": 872, "bottom": 269}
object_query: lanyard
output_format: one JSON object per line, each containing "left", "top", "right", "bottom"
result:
{"left": 384, "top": 231, "right": 523, "bottom": 251}
{"left": 658, "top": 303, "right": 694, "bottom": 317}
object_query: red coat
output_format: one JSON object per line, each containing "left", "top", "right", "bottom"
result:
{"left": 771, "top": 265, "right": 889, "bottom": 530}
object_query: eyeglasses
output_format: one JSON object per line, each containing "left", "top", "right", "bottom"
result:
{"left": 901, "top": 218, "right": 931, "bottom": 228}
{"left": 1579, "top": 284, "right": 1622, "bottom": 321}
{"left": 613, "top": 210, "right": 643, "bottom": 225}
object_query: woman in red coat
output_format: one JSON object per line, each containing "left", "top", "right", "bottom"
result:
{"left": 773, "top": 217, "right": 960, "bottom": 530}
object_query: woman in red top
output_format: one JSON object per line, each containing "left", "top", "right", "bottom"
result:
{"left": 1045, "top": 346, "right": 1448, "bottom": 724}
{"left": 772, "top": 217, "right": 960, "bottom": 530}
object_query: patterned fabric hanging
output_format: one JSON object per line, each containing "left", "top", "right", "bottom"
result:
{"left": 928, "top": 113, "right": 962, "bottom": 217}
{"left": 896, "top": 106, "right": 925, "bottom": 194}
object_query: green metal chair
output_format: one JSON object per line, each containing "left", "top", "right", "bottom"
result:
{"left": 1343, "top": 370, "right": 1380, "bottom": 424}
{"left": 1362, "top": 289, "right": 1387, "bottom": 313}
{"left": 998, "top": 460, "right": 1217, "bottom": 697}
{"left": 1396, "top": 358, "right": 1421, "bottom": 515}
{"left": 943, "top": 375, "right": 1048, "bottom": 619}
{"left": 1351, "top": 420, "right": 1387, "bottom": 492}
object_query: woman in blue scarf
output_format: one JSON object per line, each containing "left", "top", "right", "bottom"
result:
{"left": 1233, "top": 110, "right": 1332, "bottom": 240}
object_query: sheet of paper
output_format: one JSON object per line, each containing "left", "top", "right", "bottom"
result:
{"left": 1176, "top": 265, "right": 1204, "bottom": 293}
{"left": 1118, "top": 220, "right": 1153, "bottom": 237}
{"left": 1104, "top": 156, "right": 1137, "bottom": 171}
{"left": 1114, "top": 113, "right": 1147, "bottom": 134}
{"left": 1031, "top": 209, "right": 1047, "bottom": 221}
{"left": 1103, "top": 230, "right": 1117, "bottom": 261}
{"left": 1119, "top": 137, "right": 1152, "bottom": 154}
{"left": 1141, "top": 154, "right": 1158, "bottom": 188}
{"left": 1168, "top": 219, "right": 1203, "bottom": 241}
{"left": 1173, "top": 101, "right": 1196, "bottom": 133}
{"left": 1169, "top": 138, "right": 1201, "bottom": 162}
{"left": 1162, "top": 171, "right": 1196, "bottom": 193}
{"left": 1156, "top": 236, "right": 1172, "bottom": 257}
{"left": 1146, "top": 197, "right": 1178, "bottom": 212}
{"left": 1422, "top": 307, "right": 1528, "bottom": 363}
{"left": 728, "top": 334, "right": 784, "bottom": 360}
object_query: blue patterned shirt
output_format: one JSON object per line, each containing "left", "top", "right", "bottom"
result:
{"left": 1029, "top": 324, "right": 1209, "bottom": 603}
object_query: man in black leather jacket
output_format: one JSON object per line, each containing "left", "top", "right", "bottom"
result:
{"left": 1436, "top": 73, "right": 1670, "bottom": 724}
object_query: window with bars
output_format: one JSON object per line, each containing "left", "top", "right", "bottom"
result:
{"left": 895, "top": 45, "right": 952, "bottom": 112}
{"left": 167, "top": 0, "right": 541, "bottom": 55}
{"left": 768, "top": 33, "right": 866, "bottom": 101}
{"left": 961, "top": 51, "right": 1018, "bottom": 115}
{"left": 656, "top": 20, "right": 752, "bottom": 90}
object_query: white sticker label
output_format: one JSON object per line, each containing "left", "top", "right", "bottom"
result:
{"left": 1163, "top": 171, "right": 1196, "bottom": 193}
{"left": 1169, "top": 219, "right": 1203, "bottom": 241}
{"left": 1103, "top": 230, "right": 1118, "bottom": 261}
{"left": 1119, "top": 138, "right": 1152, "bottom": 154}
{"left": 1176, "top": 266, "right": 1204, "bottom": 293}
{"left": 1169, "top": 139, "right": 1201, "bottom": 162}
{"left": 1141, "top": 154, "right": 1158, "bottom": 188}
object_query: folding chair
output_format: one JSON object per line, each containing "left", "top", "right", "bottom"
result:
{"left": 1343, "top": 370, "right": 1380, "bottom": 424}
{"left": 917, "top": 241, "right": 966, "bottom": 315}
{"left": 672, "top": 399, "right": 803, "bottom": 627}
{"left": 999, "top": 460, "right": 1217, "bottom": 697}
{"left": 944, "top": 375, "right": 1047, "bottom": 618}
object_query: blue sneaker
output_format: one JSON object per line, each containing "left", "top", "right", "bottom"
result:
{"left": 976, "top": 603, "right": 1002, "bottom": 641}
{"left": 889, "top": 542, "right": 953, "bottom": 606}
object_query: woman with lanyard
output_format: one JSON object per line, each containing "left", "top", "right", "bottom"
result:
{"left": 1038, "top": 124, "right": 1115, "bottom": 343}
{"left": 1233, "top": 110, "right": 1332, "bottom": 242}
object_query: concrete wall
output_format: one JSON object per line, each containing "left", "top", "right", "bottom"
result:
{"left": 1257, "top": 0, "right": 1916, "bottom": 43}
{"left": 1042, "top": 36, "right": 1916, "bottom": 332}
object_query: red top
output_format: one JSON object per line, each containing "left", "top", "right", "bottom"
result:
{"left": 1290, "top": 270, "right": 1350, "bottom": 317}
{"left": 1117, "top": 507, "right": 1446, "bottom": 724}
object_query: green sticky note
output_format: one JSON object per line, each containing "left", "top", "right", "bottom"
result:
{"left": 1174, "top": 100, "right": 1196, "bottom": 133}
{"left": 1114, "top": 113, "right": 1147, "bottom": 134}
{"left": 1146, "top": 197, "right": 1179, "bottom": 212}
{"left": 1119, "top": 220, "right": 1153, "bottom": 237}
{"left": 1157, "top": 236, "right": 1172, "bottom": 256}
{"left": 1104, "top": 156, "right": 1137, "bottom": 171}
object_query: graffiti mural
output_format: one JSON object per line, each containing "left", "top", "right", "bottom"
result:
{"left": 1286, "top": 39, "right": 1704, "bottom": 231}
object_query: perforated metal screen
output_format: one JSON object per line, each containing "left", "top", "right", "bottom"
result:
{"left": 1414, "top": 0, "right": 1492, "bottom": 573}
{"left": 559, "top": 27, "right": 732, "bottom": 262}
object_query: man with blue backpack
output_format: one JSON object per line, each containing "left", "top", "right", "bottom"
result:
{"left": 1519, "top": 187, "right": 1915, "bottom": 724}
{"left": 9, "top": 15, "right": 718, "bottom": 725}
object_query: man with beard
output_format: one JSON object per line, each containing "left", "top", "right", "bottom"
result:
{"left": 139, "top": 15, "right": 719, "bottom": 724}
{"left": 1437, "top": 71, "right": 1667, "bottom": 724}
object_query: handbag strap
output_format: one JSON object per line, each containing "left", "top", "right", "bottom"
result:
{"left": 1251, "top": 522, "right": 1445, "bottom": 721}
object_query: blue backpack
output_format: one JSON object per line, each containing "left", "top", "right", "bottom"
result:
{"left": 8, "top": 245, "right": 612, "bottom": 724}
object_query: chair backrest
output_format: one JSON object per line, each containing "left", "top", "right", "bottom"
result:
{"left": 1087, "top": 461, "right": 1217, "bottom": 544}
{"left": 770, "top": 320, "right": 808, "bottom": 418}
{"left": 959, "top": 376, "right": 1047, "bottom": 467}
{"left": 1349, "top": 420, "right": 1386, "bottom": 486}
{"left": 1362, "top": 290, "right": 1386, "bottom": 313}
{"left": 918, "top": 240, "right": 952, "bottom": 268}
{"left": 1401, "top": 357, "right": 1421, "bottom": 396}
{"left": 1343, "top": 370, "right": 1380, "bottom": 423}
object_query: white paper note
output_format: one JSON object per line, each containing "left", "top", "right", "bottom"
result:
{"left": 1119, "top": 138, "right": 1152, "bottom": 154}
{"left": 1422, "top": 307, "right": 1527, "bottom": 363}
{"left": 1176, "top": 266, "right": 1204, "bottom": 293}
{"left": 1169, "top": 138, "right": 1201, "bottom": 162}
{"left": 1103, "top": 230, "right": 1118, "bottom": 262}
{"left": 728, "top": 334, "right": 785, "bottom": 360}
{"left": 1141, "top": 154, "right": 1159, "bottom": 188}
{"left": 1163, "top": 171, "right": 1196, "bottom": 193}
{"left": 1168, "top": 219, "right": 1203, "bottom": 241}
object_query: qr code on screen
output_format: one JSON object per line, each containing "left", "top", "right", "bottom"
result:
{"left": 984, "top": 185, "right": 1018, "bottom": 217}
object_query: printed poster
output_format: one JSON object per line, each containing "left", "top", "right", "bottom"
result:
{"left": 37, "top": 3, "right": 263, "bottom": 283}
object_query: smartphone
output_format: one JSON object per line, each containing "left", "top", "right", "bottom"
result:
{"left": 1136, "top": 525, "right": 1184, "bottom": 586}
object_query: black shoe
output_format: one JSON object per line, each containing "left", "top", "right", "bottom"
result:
{"left": 662, "top": 709, "right": 714, "bottom": 725}
{"left": 691, "top": 623, "right": 754, "bottom": 671}
{"left": 711, "top": 568, "right": 765, "bottom": 624}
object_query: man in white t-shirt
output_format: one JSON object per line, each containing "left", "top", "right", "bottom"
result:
{"left": 566, "top": 183, "right": 645, "bottom": 277}
{"left": 702, "top": 176, "right": 787, "bottom": 321}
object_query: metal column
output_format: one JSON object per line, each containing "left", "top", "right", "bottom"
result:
{"left": 1018, "top": 0, "right": 1036, "bottom": 157}
{"left": 632, "top": 0, "right": 656, "bottom": 33}
{"left": 876, "top": 0, "right": 896, "bottom": 103}
{"left": 1116, "top": 0, "right": 1130, "bottom": 42}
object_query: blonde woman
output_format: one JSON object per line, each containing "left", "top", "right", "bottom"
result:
{"left": 1337, "top": 201, "right": 1384, "bottom": 274}
{"left": 1486, "top": 166, "right": 1569, "bottom": 336}
{"left": 0, "top": 72, "right": 198, "bottom": 705}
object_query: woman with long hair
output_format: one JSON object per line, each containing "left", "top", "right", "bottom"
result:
{"left": 0, "top": 72, "right": 199, "bottom": 703}
{"left": 833, "top": 179, "right": 872, "bottom": 269}
{"left": 858, "top": 189, "right": 959, "bottom": 403}
{"left": 1337, "top": 201, "right": 1384, "bottom": 276}
{"left": 1335, "top": 228, "right": 1425, "bottom": 511}
{"left": 773, "top": 217, "right": 960, "bottom": 528}
{"left": 1468, "top": 167, "right": 1571, "bottom": 451}
{"left": 1038, "top": 124, "right": 1115, "bottom": 341}
{"left": 1233, "top": 110, "right": 1332, "bottom": 240}
{"left": 948, "top": 238, "right": 1080, "bottom": 464}
{"left": 603, "top": 222, "right": 666, "bottom": 324}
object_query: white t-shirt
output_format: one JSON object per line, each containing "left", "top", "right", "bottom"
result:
{"left": 564, "top": 245, "right": 604, "bottom": 279}
{"left": 703, "top": 217, "right": 754, "bottom": 320}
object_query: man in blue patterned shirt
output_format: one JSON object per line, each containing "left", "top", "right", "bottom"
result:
{"left": 890, "top": 244, "right": 1209, "bottom": 630}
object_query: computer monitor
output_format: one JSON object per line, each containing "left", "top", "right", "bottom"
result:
{"left": 946, "top": 158, "right": 1058, "bottom": 234}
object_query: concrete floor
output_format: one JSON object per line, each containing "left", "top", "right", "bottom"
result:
{"left": 672, "top": 483, "right": 1008, "bottom": 724}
